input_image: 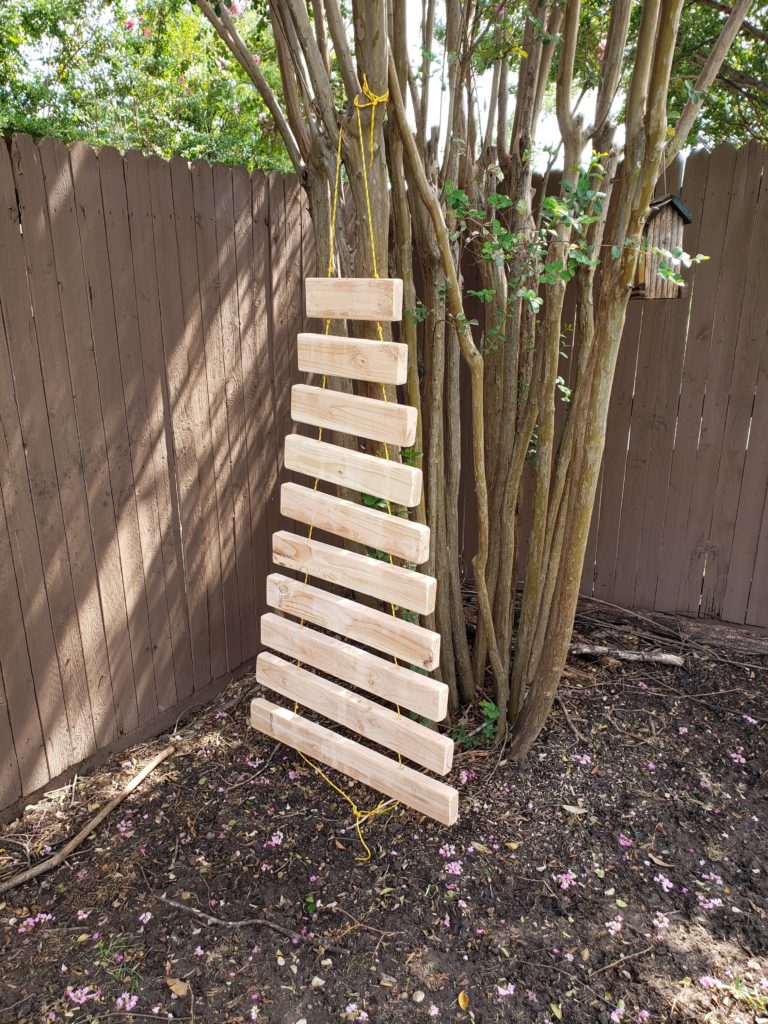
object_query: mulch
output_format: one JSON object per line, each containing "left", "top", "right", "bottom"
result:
{"left": 1, "top": 606, "right": 766, "bottom": 1024}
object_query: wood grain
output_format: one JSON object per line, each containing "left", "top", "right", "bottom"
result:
{"left": 266, "top": 573, "right": 440, "bottom": 670}
{"left": 297, "top": 333, "right": 408, "bottom": 385}
{"left": 256, "top": 653, "right": 453, "bottom": 774}
{"left": 272, "top": 530, "right": 436, "bottom": 615}
{"left": 251, "top": 698, "right": 459, "bottom": 825}
{"left": 305, "top": 277, "right": 403, "bottom": 322}
{"left": 292, "top": 384, "right": 417, "bottom": 447}
{"left": 261, "top": 613, "right": 447, "bottom": 720}
{"left": 280, "top": 482, "right": 430, "bottom": 564}
{"left": 284, "top": 434, "right": 422, "bottom": 507}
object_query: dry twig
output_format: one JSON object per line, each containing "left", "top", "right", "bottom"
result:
{"left": 0, "top": 744, "right": 176, "bottom": 895}
{"left": 159, "top": 895, "right": 348, "bottom": 953}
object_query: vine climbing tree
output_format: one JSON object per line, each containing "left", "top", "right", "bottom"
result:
{"left": 195, "top": 0, "right": 752, "bottom": 758}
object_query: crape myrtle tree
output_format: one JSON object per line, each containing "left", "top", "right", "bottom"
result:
{"left": 196, "top": 0, "right": 752, "bottom": 757}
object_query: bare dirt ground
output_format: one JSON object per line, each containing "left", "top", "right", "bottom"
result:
{"left": 1, "top": 605, "right": 766, "bottom": 1024}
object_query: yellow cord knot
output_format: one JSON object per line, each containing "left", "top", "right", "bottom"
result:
{"left": 354, "top": 73, "right": 389, "bottom": 169}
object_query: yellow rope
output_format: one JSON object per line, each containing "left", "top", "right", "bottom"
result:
{"left": 291, "top": 108, "right": 402, "bottom": 863}
{"left": 353, "top": 74, "right": 389, "bottom": 171}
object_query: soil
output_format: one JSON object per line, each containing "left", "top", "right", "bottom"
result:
{"left": 1, "top": 606, "right": 766, "bottom": 1024}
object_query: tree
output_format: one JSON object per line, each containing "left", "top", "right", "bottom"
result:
{"left": 196, "top": 0, "right": 753, "bottom": 758}
{"left": 0, "top": 0, "right": 290, "bottom": 169}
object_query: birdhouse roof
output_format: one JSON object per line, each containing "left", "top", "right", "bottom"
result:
{"left": 648, "top": 193, "right": 694, "bottom": 224}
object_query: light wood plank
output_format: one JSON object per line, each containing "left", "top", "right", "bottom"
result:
{"left": 272, "top": 530, "right": 436, "bottom": 615}
{"left": 292, "top": 384, "right": 417, "bottom": 447}
{"left": 284, "top": 433, "right": 422, "bottom": 507}
{"left": 251, "top": 698, "right": 458, "bottom": 825}
{"left": 297, "top": 333, "right": 408, "bottom": 385}
{"left": 306, "top": 277, "right": 403, "bottom": 322}
{"left": 261, "top": 613, "right": 447, "bottom": 720}
{"left": 256, "top": 653, "right": 453, "bottom": 774}
{"left": 266, "top": 573, "right": 440, "bottom": 670}
{"left": 281, "top": 483, "right": 430, "bottom": 564}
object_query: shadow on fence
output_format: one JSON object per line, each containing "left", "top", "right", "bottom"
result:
{"left": 0, "top": 134, "right": 311, "bottom": 813}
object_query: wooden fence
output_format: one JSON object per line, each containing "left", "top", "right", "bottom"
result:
{"left": 1, "top": 136, "right": 766, "bottom": 815}
{"left": 0, "top": 134, "right": 309, "bottom": 812}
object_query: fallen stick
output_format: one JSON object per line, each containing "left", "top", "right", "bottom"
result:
{"left": 159, "top": 895, "right": 348, "bottom": 953}
{"left": 0, "top": 744, "right": 176, "bottom": 895}
{"left": 555, "top": 695, "right": 588, "bottom": 745}
{"left": 589, "top": 944, "right": 654, "bottom": 977}
{"left": 569, "top": 643, "right": 684, "bottom": 667}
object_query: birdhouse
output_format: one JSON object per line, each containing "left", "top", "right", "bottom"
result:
{"left": 632, "top": 194, "right": 694, "bottom": 299}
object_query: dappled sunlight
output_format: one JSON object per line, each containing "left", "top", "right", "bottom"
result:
{"left": 0, "top": 132, "right": 308, "bottom": 813}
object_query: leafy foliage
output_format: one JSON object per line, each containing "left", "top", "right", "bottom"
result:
{"left": 0, "top": 0, "right": 290, "bottom": 169}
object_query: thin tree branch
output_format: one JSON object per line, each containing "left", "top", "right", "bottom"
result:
{"left": 666, "top": 0, "right": 754, "bottom": 165}
{"left": 325, "top": 0, "right": 360, "bottom": 100}
{"left": 693, "top": 0, "right": 766, "bottom": 43}
{"left": 194, "top": 0, "right": 303, "bottom": 170}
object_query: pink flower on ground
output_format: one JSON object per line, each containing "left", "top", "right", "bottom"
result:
{"left": 618, "top": 834, "right": 634, "bottom": 848}
{"left": 66, "top": 987, "right": 100, "bottom": 1006}
{"left": 699, "top": 975, "right": 724, "bottom": 989}
{"left": 116, "top": 992, "right": 139, "bottom": 1011}
{"left": 497, "top": 983, "right": 515, "bottom": 997}
{"left": 556, "top": 870, "right": 577, "bottom": 890}
{"left": 605, "top": 915, "right": 623, "bottom": 936}
{"left": 654, "top": 873, "right": 674, "bottom": 892}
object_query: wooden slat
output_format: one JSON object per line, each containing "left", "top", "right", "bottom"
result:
{"left": 71, "top": 141, "right": 143, "bottom": 734}
{"left": 284, "top": 434, "right": 422, "bottom": 507}
{"left": 272, "top": 530, "right": 436, "bottom": 615}
{"left": 654, "top": 146, "right": 738, "bottom": 613}
{"left": 213, "top": 160, "right": 259, "bottom": 661}
{"left": 39, "top": 137, "right": 122, "bottom": 746}
{"left": 266, "top": 574, "right": 440, "bottom": 670}
{"left": 149, "top": 152, "right": 210, "bottom": 690}
{"left": 723, "top": 151, "right": 768, "bottom": 622}
{"left": 170, "top": 155, "right": 226, "bottom": 682}
{"left": 270, "top": 174, "right": 303, "bottom": 520}
{"left": 191, "top": 158, "right": 243, "bottom": 671}
{"left": 233, "top": 165, "right": 275, "bottom": 622}
{"left": 306, "top": 277, "right": 403, "bottom": 322}
{"left": 292, "top": 384, "right": 417, "bottom": 447}
{"left": 281, "top": 482, "right": 430, "bottom": 564}
{"left": 675, "top": 145, "right": 759, "bottom": 614}
{"left": 261, "top": 613, "right": 447, "bottom": 720}
{"left": 297, "top": 332, "right": 408, "bottom": 385}
{"left": 0, "top": 490, "right": 51, "bottom": 791}
{"left": 256, "top": 653, "right": 453, "bottom": 774}
{"left": 633, "top": 156, "right": 704, "bottom": 609}
{"left": 700, "top": 145, "right": 768, "bottom": 618}
{"left": 0, "top": 662, "right": 22, "bottom": 809}
{"left": 12, "top": 134, "right": 99, "bottom": 763}
{"left": 126, "top": 149, "right": 193, "bottom": 708}
{"left": 251, "top": 698, "right": 458, "bottom": 825}
{"left": 0, "top": 138, "right": 70, "bottom": 784}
